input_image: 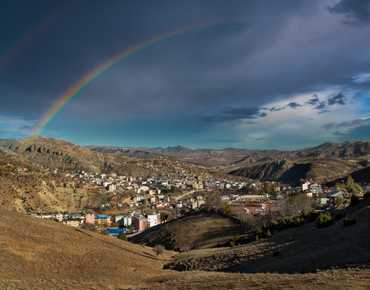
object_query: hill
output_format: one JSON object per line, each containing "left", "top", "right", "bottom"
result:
{"left": 130, "top": 211, "right": 245, "bottom": 251}
{"left": 1, "top": 208, "right": 370, "bottom": 289}
{"left": 0, "top": 207, "right": 174, "bottom": 289}
{"left": 87, "top": 141, "right": 370, "bottom": 184}
{"left": 164, "top": 206, "right": 370, "bottom": 274}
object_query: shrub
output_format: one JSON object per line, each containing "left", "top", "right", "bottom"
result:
{"left": 343, "top": 216, "right": 356, "bottom": 227}
{"left": 101, "top": 229, "right": 110, "bottom": 235}
{"left": 334, "top": 213, "right": 344, "bottom": 221}
{"left": 316, "top": 212, "right": 334, "bottom": 228}
{"left": 254, "top": 228, "right": 263, "bottom": 237}
{"left": 117, "top": 231, "right": 128, "bottom": 241}
{"left": 152, "top": 244, "right": 165, "bottom": 257}
{"left": 350, "top": 194, "right": 359, "bottom": 206}
{"left": 234, "top": 236, "right": 241, "bottom": 246}
{"left": 267, "top": 220, "right": 279, "bottom": 229}
{"left": 307, "top": 210, "right": 319, "bottom": 223}
{"left": 288, "top": 236, "right": 294, "bottom": 241}
{"left": 265, "top": 230, "right": 272, "bottom": 238}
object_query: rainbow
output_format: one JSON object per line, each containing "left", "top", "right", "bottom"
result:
{"left": 33, "top": 20, "right": 266, "bottom": 141}
{"left": 0, "top": 1, "right": 77, "bottom": 72}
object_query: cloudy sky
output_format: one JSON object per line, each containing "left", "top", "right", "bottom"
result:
{"left": 1, "top": 0, "right": 370, "bottom": 150}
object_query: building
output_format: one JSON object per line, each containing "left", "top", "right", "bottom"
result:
{"left": 95, "top": 215, "right": 111, "bottom": 227}
{"left": 115, "top": 215, "right": 132, "bottom": 227}
{"left": 85, "top": 212, "right": 95, "bottom": 224}
{"left": 147, "top": 213, "right": 161, "bottom": 228}
{"left": 65, "top": 218, "right": 81, "bottom": 227}
{"left": 134, "top": 216, "right": 148, "bottom": 231}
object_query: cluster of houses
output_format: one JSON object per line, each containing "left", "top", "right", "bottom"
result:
{"left": 30, "top": 210, "right": 164, "bottom": 232}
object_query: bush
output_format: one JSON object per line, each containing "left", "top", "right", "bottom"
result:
{"left": 307, "top": 210, "right": 319, "bottom": 223}
{"left": 117, "top": 230, "right": 128, "bottom": 241}
{"left": 350, "top": 194, "right": 359, "bottom": 206}
{"left": 316, "top": 212, "right": 334, "bottom": 228}
{"left": 265, "top": 230, "right": 272, "bottom": 238}
{"left": 343, "top": 216, "right": 356, "bottom": 227}
{"left": 152, "top": 244, "right": 165, "bottom": 257}
{"left": 101, "top": 229, "right": 110, "bottom": 235}
{"left": 288, "top": 236, "right": 294, "bottom": 241}
{"left": 334, "top": 213, "right": 344, "bottom": 221}
{"left": 254, "top": 228, "right": 263, "bottom": 237}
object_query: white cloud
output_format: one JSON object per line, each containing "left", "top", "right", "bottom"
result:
{"left": 0, "top": 115, "right": 37, "bottom": 139}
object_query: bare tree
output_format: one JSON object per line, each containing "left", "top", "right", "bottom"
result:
{"left": 152, "top": 244, "right": 165, "bottom": 257}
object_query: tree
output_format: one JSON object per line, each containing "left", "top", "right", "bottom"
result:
{"left": 333, "top": 195, "right": 344, "bottom": 207}
{"left": 316, "top": 212, "right": 334, "bottom": 228}
{"left": 152, "top": 244, "right": 165, "bottom": 257}
{"left": 118, "top": 231, "right": 128, "bottom": 241}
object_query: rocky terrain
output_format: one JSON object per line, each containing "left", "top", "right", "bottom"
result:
{"left": 87, "top": 141, "right": 370, "bottom": 184}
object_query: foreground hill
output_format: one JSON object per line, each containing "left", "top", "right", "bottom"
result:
{"left": 1, "top": 208, "right": 370, "bottom": 289}
{"left": 87, "top": 141, "right": 370, "bottom": 184}
{"left": 0, "top": 207, "right": 174, "bottom": 289}
{"left": 164, "top": 206, "right": 370, "bottom": 274}
{"left": 130, "top": 212, "right": 245, "bottom": 251}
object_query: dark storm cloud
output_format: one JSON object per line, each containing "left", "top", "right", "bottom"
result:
{"left": 329, "top": 0, "right": 370, "bottom": 25}
{"left": 333, "top": 125, "right": 370, "bottom": 140}
{"left": 322, "top": 117, "right": 370, "bottom": 130}
{"left": 201, "top": 106, "right": 267, "bottom": 122}
{"left": 287, "top": 102, "right": 301, "bottom": 109}
{"left": 306, "top": 95, "right": 319, "bottom": 106}
{"left": 270, "top": 107, "right": 285, "bottom": 112}
{"left": 315, "top": 101, "right": 327, "bottom": 110}
{"left": 1, "top": 0, "right": 370, "bottom": 148}
{"left": 328, "top": 93, "right": 346, "bottom": 106}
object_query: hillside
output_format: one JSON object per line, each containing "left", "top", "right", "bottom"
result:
{"left": 86, "top": 141, "right": 370, "bottom": 184}
{"left": 130, "top": 211, "right": 245, "bottom": 251}
{"left": 164, "top": 206, "right": 370, "bottom": 274}
{"left": 1, "top": 208, "right": 370, "bottom": 289}
{"left": 0, "top": 207, "right": 175, "bottom": 289}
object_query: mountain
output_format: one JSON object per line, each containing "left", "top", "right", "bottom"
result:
{"left": 86, "top": 140, "right": 370, "bottom": 184}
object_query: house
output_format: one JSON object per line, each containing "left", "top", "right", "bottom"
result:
{"left": 85, "top": 212, "right": 95, "bottom": 224}
{"left": 245, "top": 201, "right": 267, "bottom": 215}
{"left": 95, "top": 215, "right": 111, "bottom": 226}
{"left": 147, "top": 213, "right": 161, "bottom": 228}
{"left": 55, "top": 212, "right": 64, "bottom": 222}
{"left": 134, "top": 216, "right": 148, "bottom": 231}
{"left": 64, "top": 218, "right": 81, "bottom": 227}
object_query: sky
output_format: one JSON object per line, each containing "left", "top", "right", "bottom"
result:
{"left": 0, "top": 0, "right": 370, "bottom": 150}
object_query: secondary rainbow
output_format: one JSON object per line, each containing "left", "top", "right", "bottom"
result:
{"left": 34, "top": 20, "right": 268, "bottom": 137}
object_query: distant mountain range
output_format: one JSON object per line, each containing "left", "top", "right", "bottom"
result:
{"left": 1, "top": 136, "right": 370, "bottom": 185}
{"left": 86, "top": 141, "right": 370, "bottom": 184}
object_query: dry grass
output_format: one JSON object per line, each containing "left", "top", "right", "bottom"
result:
{"left": 1, "top": 207, "right": 370, "bottom": 289}
{"left": 165, "top": 206, "right": 370, "bottom": 274}
{"left": 130, "top": 212, "right": 245, "bottom": 251}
